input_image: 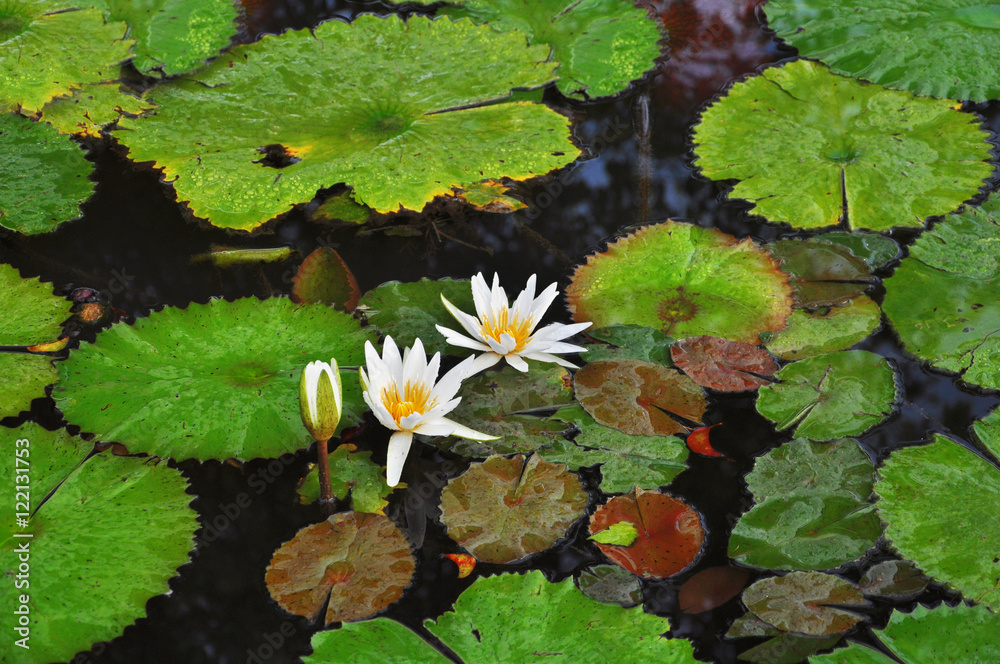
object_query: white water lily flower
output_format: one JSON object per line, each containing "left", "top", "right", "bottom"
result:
{"left": 359, "top": 336, "right": 496, "bottom": 487}
{"left": 436, "top": 272, "right": 591, "bottom": 374}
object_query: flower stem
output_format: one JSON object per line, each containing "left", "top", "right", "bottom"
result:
{"left": 316, "top": 438, "right": 335, "bottom": 516}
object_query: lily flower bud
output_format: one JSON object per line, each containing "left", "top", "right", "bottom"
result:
{"left": 299, "top": 359, "right": 342, "bottom": 441}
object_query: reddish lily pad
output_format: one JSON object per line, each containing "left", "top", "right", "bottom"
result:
{"left": 742, "top": 572, "right": 870, "bottom": 637}
{"left": 291, "top": 247, "right": 361, "bottom": 310}
{"left": 768, "top": 239, "right": 875, "bottom": 308}
{"left": 679, "top": 566, "right": 752, "bottom": 614}
{"left": 671, "top": 335, "right": 777, "bottom": 392}
{"left": 574, "top": 358, "right": 706, "bottom": 436}
{"left": 439, "top": 454, "right": 588, "bottom": 564}
{"left": 444, "top": 553, "right": 476, "bottom": 578}
{"left": 265, "top": 511, "right": 415, "bottom": 624}
{"left": 589, "top": 487, "right": 706, "bottom": 578}
{"left": 686, "top": 424, "right": 725, "bottom": 458}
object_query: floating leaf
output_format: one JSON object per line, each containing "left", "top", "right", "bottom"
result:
{"left": 453, "top": 180, "right": 526, "bottom": 212}
{"left": 813, "top": 232, "right": 900, "bottom": 269}
{"left": 729, "top": 439, "right": 882, "bottom": 570}
{"left": 768, "top": 240, "right": 875, "bottom": 308}
{"left": 439, "top": 454, "right": 587, "bottom": 564}
{"left": 39, "top": 80, "right": 156, "bottom": 137}
{"left": 764, "top": 0, "right": 1000, "bottom": 102}
{"left": 297, "top": 444, "right": 393, "bottom": 514}
{"left": 739, "top": 633, "right": 842, "bottom": 664}
{"left": 589, "top": 521, "right": 638, "bottom": 546}
{"left": 0, "top": 2, "right": 132, "bottom": 113}
{"left": 117, "top": 14, "right": 578, "bottom": 230}
{"left": 0, "top": 113, "right": 95, "bottom": 234}
{"left": 442, "top": 365, "right": 574, "bottom": 456}
{"left": 568, "top": 221, "right": 793, "bottom": 343}
{"left": 0, "top": 353, "right": 56, "bottom": 418}
{"left": 671, "top": 336, "right": 777, "bottom": 392}
{"left": 692, "top": 59, "right": 992, "bottom": 231}
{"left": 972, "top": 405, "right": 1000, "bottom": 460}
{"left": 304, "top": 617, "right": 451, "bottom": 664}
{"left": 291, "top": 247, "right": 360, "bottom": 310}
{"left": 764, "top": 296, "right": 881, "bottom": 362}
{"left": 858, "top": 560, "right": 929, "bottom": 600}
{"left": 190, "top": 245, "right": 294, "bottom": 267}
{"left": 546, "top": 405, "right": 689, "bottom": 493}
{"left": 266, "top": 511, "right": 414, "bottom": 624}
{"left": 756, "top": 351, "right": 898, "bottom": 440}
{"left": 589, "top": 487, "right": 706, "bottom": 578}
{"left": 875, "top": 434, "right": 1000, "bottom": 610}
{"left": 313, "top": 190, "right": 372, "bottom": 225}
{"left": 584, "top": 324, "right": 674, "bottom": 364}
{"left": 26, "top": 336, "right": 69, "bottom": 353}
{"left": 0, "top": 424, "right": 196, "bottom": 664}
{"left": 743, "top": 572, "right": 869, "bottom": 637}
{"left": 883, "top": 196, "right": 1000, "bottom": 389}
{"left": 686, "top": 424, "right": 725, "bottom": 458}
{"left": 678, "top": 566, "right": 751, "bottom": 615}
{"left": 444, "top": 553, "right": 476, "bottom": 578}
{"left": 575, "top": 565, "right": 643, "bottom": 607}
{"left": 359, "top": 278, "right": 475, "bottom": 358}
{"left": 54, "top": 297, "right": 376, "bottom": 462}
{"left": 574, "top": 358, "right": 706, "bottom": 436}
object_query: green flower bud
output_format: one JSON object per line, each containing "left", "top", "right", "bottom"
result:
{"left": 299, "top": 359, "right": 342, "bottom": 441}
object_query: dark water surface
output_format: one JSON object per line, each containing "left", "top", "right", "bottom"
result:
{"left": 3, "top": 1, "right": 1000, "bottom": 663}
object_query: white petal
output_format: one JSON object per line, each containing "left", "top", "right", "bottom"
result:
{"left": 486, "top": 335, "right": 511, "bottom": 355}
{"left": 435, "top": 325, "right": 493, "bottom": 352}
{"left": 399, "top": 411, "right": 431, "bottom": 430}
{"left": 440, "top": 296, "right": 486, "bottom": 340}
{"left": 498, "top": 332, "right": 519, "bottom": 353}
{"left": 382, "top": 336, "right": 404, "bottom": 379}
{"left": 436, "top": 417, "right": 499, "bottom": 441}
{"left": 529, "top": 281, "right": 560, "bottom": 321}
{"left": 364, "top": 390, "right": 400, "bottom": 431}
{"left": 386, "top": 431, "right": 414, "bottom": 487}
{"left": 470, "top": 273, "right": 493, "bottom": 319}
{"left": 505, "top": 353, "right": 530, "bottom": 372}
{"left": 363, "top": 340, "right": 383, "bottom": 377}
{"left": 532, "top": 321, "right": 592, "bottom": 342}
{"left": 412, "top": 420, "right": 456, "bottom": 436}
{"left": 430, "top": 356, "right": 474, "bottom": 403}
{"left": 511, "top": 274, "right": 537, "bottom": 321}
{"left": 522, "top": 352, "right": 578, "bottom": 368}
{"left": 358, "top": 366, "right": 370, "bottom": 393}
{"left": 328, "top": 358, "right": 343, "bottom": 418}
{"left": 469, "top": 352, "right": 503, "bottom": 374}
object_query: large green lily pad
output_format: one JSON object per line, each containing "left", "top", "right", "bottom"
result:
{"left": 764, "top": 0, "right": 1000, "bottom": 102}
{"left": 0, "top": 424, "right": 196, "bottom": 664}
{"left": 567, "top": 221, "right": 793, "bottom": 343}
{"left": 756, "top": 351, "right": 898, "bottom": 440}
{"left": 0, "top": 1, "right": 132, "bottom": 113}
{"left": 764, "top": 296, "right": 881, "bottom": 361}
{"left": 53, "top": 296, "right": 376, "bottom": 461}
{"left": 875, "top": 434, "right": 1000, "bottom": 609}
{"left": 116, "top": 14, "right": 579, "bottom": 230}
{"left": 439, "top": 454, "right": 588, "bottom": 564}
{"left": 0, "top": 113, "right": 95, "bottom": 234}
{"left": 730, "top": 439, "right": 882, "bottom": 570}
{"left": 692, "top": 59, "right": 992, "bottom": 231}
{"left": 883, "top": 196, "right": 1000, "bottom": 389}
{"left": 39, "top": 80, "right": 156, "bottom": 137}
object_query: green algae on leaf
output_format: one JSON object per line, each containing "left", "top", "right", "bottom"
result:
{"left": 670, "top": 335, "right": 778, "bottom": 392}
{"left": 39, "top": 80, "right": 156, "bottom": 137}
{"left": 756, "top": 351, "right": 898, "bottom": 440}
{"left": 297, "top": 444, "right": 393, "bottom": 514}
{"left": 0, "top": 114, "right": 95, "bottom": 234}
{"left": 53, "top": 297, "right": 376, "bottom": 461}
{"left": 875, "top": 434, "right": 1000, "bottom": 610}
{"left": 764, "top": 296, "right": 882, "bottom": 362}
{"left": 768, "top": 239, "right": 876, "bottom": 308}
{"left": 764, "top": 0, "right": 1000, "bottom": 102}
{"left": 439, "top": 454, "right": 588, "bottom": 564}
{"left": 567, "top": 221, "right": 793, "bottom": 343}
{"left": 729, "top": 439, "right": 882, "bottom": 570}
{"left": 743, "top": 572, "right": 869, "bottom": 637}
{"left": 116, "top": 14, "right": 579, "bottom": 231}
{"left": 692, "top": 60, "right": 992, "bottom": 231}
{"left": 0, "top": 1, "right": 132, "bottom": 114}
{"left": 360, "top": 278, "right": 475, "bottom": 358}
{"left": 265, "top": 511, "right": 415, "bottom": 624}
{"left": 0, "top": 424, "right": 196, "bottom": 664}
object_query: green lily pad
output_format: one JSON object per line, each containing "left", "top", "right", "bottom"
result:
{"left": 575, "top": 564, "right": 643, "bottom": 607}
{"left": 768, "top": 239, "right": 876, "bottom": 308}
{"left": 117, "top": 14, "right": 579, "bottom": 230}
{"left": 764, "top": 296, "right": 882, "bottom": 362}
{"left": 883, "top": 196, "right": 1000, "bottom": 389}
{"left": 574, "top": 358, "right": 706, "bottom": 436}
{"left": 305, "top": 571, "right": 701, "bottom": 663}
{"left": 813, "top": 232, "right": 900, "bottom": 269}
{"left": 670, "top": 335, "right": 778, "bottom": 392}
{"left": 39, "top": 80, "right": 156, "bottom": 137}
{"left": 972, "top": 405, "right": 1000, "bottom": 460}
{"left": 442, "top": 365, "right": 574, "bottom": 456}
{"left": 297, "top": 444, "right": 393, "bottom": 514}
{"left": 423, "top": 0, "right": 664, "bottom": 100}
{"left": 359, "top": 278, "right": 475, "bottom": 358}
{"left": 453, "top": 180, "right": 526, "bottom": 212}
{"left": 0, "top": 424, "right": 196, "bottom": 664}
{"left": 743, "top": 572, "right": 870, "bottom": 637}
{"left": 546, "top": 405, "right": 689, "bottom": 493}
{"left": 729, "top": 439, "right": 882, "bottom": 570}
{"left": 740, "top": 634, "right": 842, "bottom": 664}
{"left": 313, "top": 190, "right": 373, "bottom": 225}
{"left": 764, "top": 0, "right": 1000, "bottom": 102}
{"left": 53, "top": 296, "right": 376, "bottom": 462}
{"left": 589, "top": 520, "right": 638, "bottom": 546}
{"left": 692, "top": 59, "right": 992, "bottom": 231}
{"left": 190, "top": 245, "right": 295, "bottom": 267}
{"left": 0, "top": 353, "right": 57, "bottom": 418}
{"left": 439, "top": 454, "right": 588, "bottom": 564}
{"left": 858, "top": 560, "right": 929, "bottom": 600}
{"left": 875, "top": 434, "right": 1000, "bottom": 609}
{"left": 756, "top": 351, "right": 898, "bottom": 440}
{"left": 0, "top": 113, "right": 95, "bottom": 234}
{"left": 265, "top": 511, "right": 415, "bottom": 624}
{"left": 583, "top": 324, "right": 674, "bottom": 364}
{"left": 0, "top": 1, "right": 132, "bottom": 114}
{"left": 567, "top": 221, "right": 793, "bottom": 343}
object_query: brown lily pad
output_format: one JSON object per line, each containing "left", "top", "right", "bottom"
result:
{"left": 768, "top": 240, "right": 875, "bottom": 308}
{"left": 439, "top": 454, "right": 588, "bottom": 564}
{"left": 292, "top": 247, "right": 361, "bottom": 311}
{"left": 574, "top": 358, "right": 706, "bottom": 436}
{"left": 671, "top": 335, "right": 778, "bottom": 391}
{"left": 589, "top": 487, "right": 706, "bottom": 578}
{"left": 679, "top": 566, "right": 752, "bottom": 614}
{"left": 742, "top": 571, "right": 870, "bottom": 637}
{"left": 265, "top": 511, "right": 415, "bottom": 624}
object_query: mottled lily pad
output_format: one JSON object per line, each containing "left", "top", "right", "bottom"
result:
{"left": 764, "top": 296, "right": 881, "bottom": 361}
{"left": 576, "top": 565, "right": 643, "bottom": 607}
{"left": 814, "top": 231, "right": 900, "bottom": 269}
{"left": 265, "top": 511, "right": 415, "bottom": 624}
{"left": 568, "top": 221, "right": 793, "bottom": 343}
{"left": 742, "top": 572, "right": 869, "bottom": 637}
{"left": 768, "top": 239, "right": 875, "bottom": 308}
{"left": 693, "top": 59, "right": 992, "bottom": 230}
{"left": 589, "top": 487, "right": 706, "bottom": 578}
{"left": 117, "top": 14, "right": 579, "bottom": 230}
{"left": 875, "top": 433, "right": 1000, "bottom": 610}
{"left": 39, "top": 81, "right": 156, "bottom": 137}
{"left": 583, "top": 324, "right": 674, "bottom": 364}
{"left": 439, "top": 454, "right": 588, "bottom": 564}
{"left": 756, "top": 351, "right": 898, "bottom": 440}
{"left": 574, "top": 358, "right": 706, "bottom": 436}
{"left": 858, "top": 560, "right": 929, "bottom": 601}
{"left": 54, "top": 297, "right": 376, "bottom": 461}
{"left": 729, "top": 439, "right": 882, "bottom": 570}
{"left": 291, "top": 247, "right": 360, "bottom": 310}
{"left": 671, "top": 335, "right": 777, "bottom": 392}
{"left": 297, "top": 444, "right": 393, "bottom": 514}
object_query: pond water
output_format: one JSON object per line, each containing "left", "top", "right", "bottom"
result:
{"left": 3, "top": 1, "right": 1000, "bottom": 663}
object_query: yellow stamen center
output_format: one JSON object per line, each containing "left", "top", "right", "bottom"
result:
{"left": 480, "top": 307, "right": 533, "bottom": 352}
{"left": 381, "top": 381, "right": 432, "bottom": 425}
